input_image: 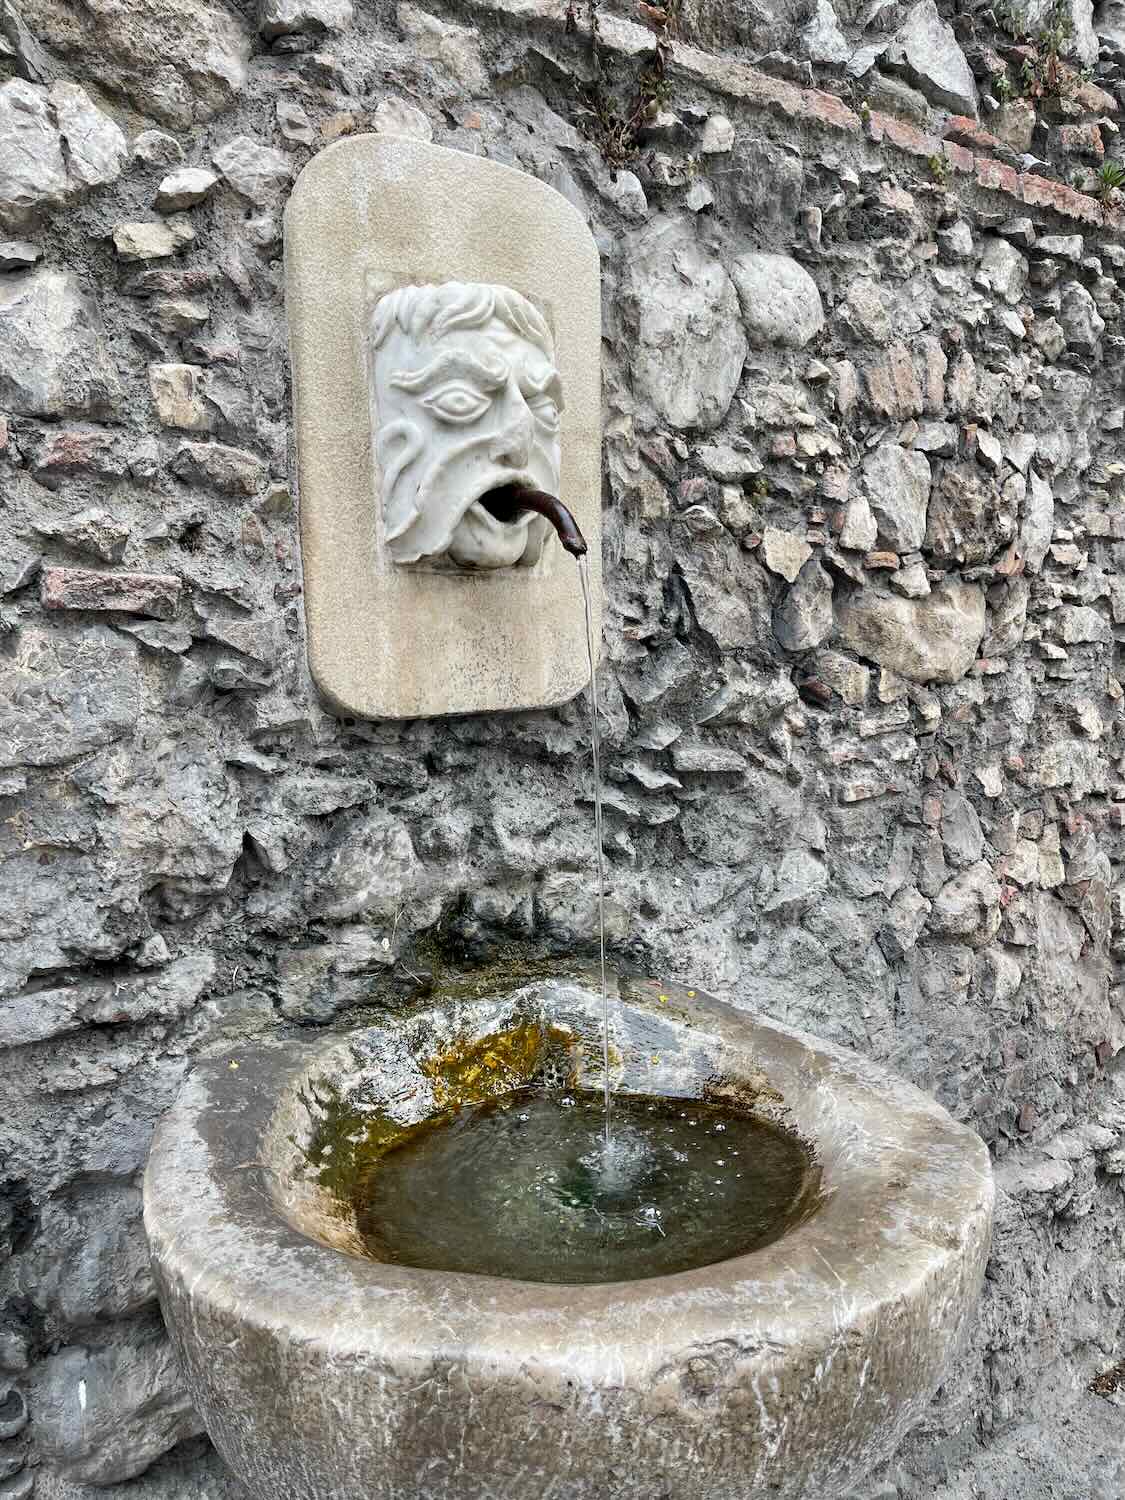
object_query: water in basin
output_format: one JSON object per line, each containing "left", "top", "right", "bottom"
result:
{"left": 353, "top": 1086, "right": 818, "bottom": 1284}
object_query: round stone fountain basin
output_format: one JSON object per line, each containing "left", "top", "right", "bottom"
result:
{"left": 143, "top": 973, "right": 994, "bottom": 1500}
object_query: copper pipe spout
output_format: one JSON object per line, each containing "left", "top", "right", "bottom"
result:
{"left": 481, "top": 484, "right": 588, "bottom": 558}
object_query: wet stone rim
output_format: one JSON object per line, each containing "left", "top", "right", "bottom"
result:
{"left": 143, "top": 973, "right": 994, "bottom": 1500}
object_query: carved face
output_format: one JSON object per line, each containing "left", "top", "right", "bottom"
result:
{"left": 370, "top": 284, "right": 564, "bottom": 569}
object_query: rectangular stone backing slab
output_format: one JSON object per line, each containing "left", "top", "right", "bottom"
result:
{"left": 284, "top": 133, "right": 602, "bottom": 719}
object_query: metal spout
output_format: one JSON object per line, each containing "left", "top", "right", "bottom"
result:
{"left": 481, "top": 484, "right": 588, "bottom": 558}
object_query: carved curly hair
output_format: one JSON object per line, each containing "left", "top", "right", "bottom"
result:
{"left": 369, "top": 281, "right": 553, "bottom": 357}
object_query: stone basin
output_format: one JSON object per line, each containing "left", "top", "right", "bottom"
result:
{"left": 143, "top": 972, "right": 994, "bottom": 1500}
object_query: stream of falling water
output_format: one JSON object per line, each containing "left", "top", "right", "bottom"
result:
{"left": 578, "top": 555, "right": 611, "bottom": 1146}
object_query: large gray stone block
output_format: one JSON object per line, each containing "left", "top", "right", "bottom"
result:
{"left": 0, "top": 268, "right": 122, "bottom": 419}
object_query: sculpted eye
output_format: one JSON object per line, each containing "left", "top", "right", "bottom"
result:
{"left": 529, "top": 394, "right": 560, "bottom": 431}
{"left": 421, "top": 384, "right": 491, "bottom": 424}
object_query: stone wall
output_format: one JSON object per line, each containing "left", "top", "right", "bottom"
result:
{"left": 1, "top": 0, "right": 1124, "bottom": 1494}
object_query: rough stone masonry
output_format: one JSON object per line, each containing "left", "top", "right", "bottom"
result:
{"left": 0, "top": 0, "right": 1123, "bottom": 1496}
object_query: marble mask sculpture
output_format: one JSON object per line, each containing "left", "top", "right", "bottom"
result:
{"left": 369, "top": 282, "right": 564, "bottom": 569}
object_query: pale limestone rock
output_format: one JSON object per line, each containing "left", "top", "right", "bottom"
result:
{"left": 991, "top": 99, "right": 1035, "bottom": 152}
{"left": 1097, "top": 0, "right": 1125, "bottom": 49}
{"left": 975, "top": 764, "right": 1003, "bottom": 798}
{"left": 212, "top": 135, "right": 292, "bottom": 203}
{"left": 1032, "top": 316, "right": 1066, "bottom": 361}
{"left": 862, "top": 442, "right": 931, "bottom": 552}
{"left": 773, "top": 557, "right": 834, "bottom": 651}
{"left": 996, "top": 307, "right": 1026, "bottom": 340}
{"left": 840, "top": 494, "right": 878, "bottom": 552}
{"left": 1055, "top": 605, "right": 1112, "bottom": 645}
{"left": 171, "top": 440, "right": 266, "bottom": 495}
{"left": 1005, "top": 838, "right": 1040, "bottom": 887}
{"left": 0, "top": 77, "right": 66, "bottom": 225}
{"left": 397, "top": 2, "right": 488, "bottom": 92}
{"left": 309, "top": 814, "right": 421, "bottom": 924}
{"left": 696, "top": 664, "right": 796, "bottom": 728}
{"left": 695, "top": 443, "right": 761, "bottom": 481}
{"left": 0, "top": 78, "right": 128, "bottom": 227}
{"left": 0, "top": 953, "right": 212, "bottom": 1045}
{"left": 0, "top": 267, "right": 122, "bottom": 418}
{"left": 155, "top": 167, "right": 218, "bottom": 212}
{"left": 35, "top": 506, "right": 129, "bottom": 562}
{"left": 259, "top": 0, "right": 353, "bottom": 37}
{"left": 799, "top": 0, "right": 849, "bottom": 63}
{"left": 888, "top": 0, "right": 977, "bottom": 115}
{"left": 876, "top": 668, "right": 909, "bottom": 703}
{"left": 1059, "top": 281, "right": 1105, "bottom": 352}
{"left": 982, "top": 577, "right": 1029, "bottom": 657}
{"left": 836, "top": 581, "right": 986, "bottom": 685}
{"left": 1039, "top": 828, "right": 1066, "bottom": 889}
{"left": 17, "top": 0, "right": 251, "bottom": 128}
{"left": 0, "top": 0, "right": 50, "bottom": 82}
{"left": 945, "top": 349, "right": 976, "bottom": 413}
{"left": 1036, "top": 234, "right": 1084, "bottom": 262}
{"left": 149, "top": 363, "right": 211, "bottom": 431}
{"left": 891, "top": 560, "right": 930, "bottom": 598}
{"left": 928, "top": 862, "right": 1002, "bottom": 946}
{"left": 1020, "top": 470, "right": 1054, "bottom": 573}
{"left": 700, "top": 114, "right": 734, "bottom": 153}
{"left": 815, "top": 648, "right": 870, "bottom": 704}
{"left": 761, "top": 526, "right": 812, "bottom": 583}
{"left": 0, "top": 237, "right": 38, "bottom": 268}
{"left": 599, "top": 167, "right": 647, "bottom": 220}
{"left": 670, "top": 742, "right": 748, "bottom": 774}
{"left": 841, "top": 276, "right": 894, "bottom": 345}
{"left": 926, "top": 463, "right": 1012, "bottom": 566}
{"left": 731, "top": 251, "right": 824, "bottom": 350}
{"left": 1024, "top": 0, "right": 1097, "bottom": 62}
{"left": 878, "top": 885, "right": 931, "bottom": 959}
{"left": 277, "top": 99, "right": 315, "bottom": 144}
{"left": 625, "top": 216, "right": 747, "bottom": 432}
{"left": 678, "top": 536, "right": 772, "bottom": 650}
{"left": 684, "top": 179, "right": 713, "bottom": 213}
{"left": 372, "top": 95, "right": 433, "bottom": 141}
{"left": 938, "top": 219, "right": 974, "bottom": 261}
{"left": 979, "top": 237, "right": 1027, "bottom": 305}
{"left": 48, "top": 81, "right": 127, "bottom": 190}
{"left": 113, "top": 220, "right": 178, "bottom": 260}
{"left": 764, "top": 848, "right": 828, "bottom": 916}
{"left": 975, "top": 431, "right": 1004, "bottom": 472}
{"left": 132, "top": 129, "right": 183, "bottom": 166}
{"left": 153, "top": 297, "right": 210, "bottom": 334}
{"left": 913, "top": 421, "right": 957, "bottom": 456}
{"left": 940, "top": 791, "right": 984, "bottom": 870}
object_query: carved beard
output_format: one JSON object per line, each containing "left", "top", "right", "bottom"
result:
{"left": 378, "top": 417, "right": 555, "bottom": 569}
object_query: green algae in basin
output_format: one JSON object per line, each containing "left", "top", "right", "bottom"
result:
{"left": 353, "top": 1087, "right": 821, "bottom": 1284}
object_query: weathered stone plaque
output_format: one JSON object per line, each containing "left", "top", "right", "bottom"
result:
{"left": 285, "top": 134, "right": 602, "bottom": 719}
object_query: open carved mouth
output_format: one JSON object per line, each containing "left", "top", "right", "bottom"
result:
{"left": 434, "top": 475, "right": 545, "bottom": 571}
{"left": 474, "top": 488, "right": 535, "bottom": 533}
{"left": 478, "top": 483, "right": 587, "bottom": 557}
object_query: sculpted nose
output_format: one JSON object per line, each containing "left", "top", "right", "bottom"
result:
{"left": 488, "top": 388, "right": 534, "bottom": 468}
